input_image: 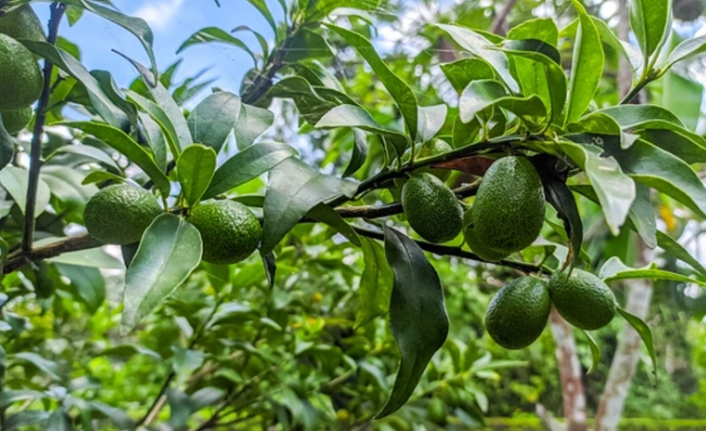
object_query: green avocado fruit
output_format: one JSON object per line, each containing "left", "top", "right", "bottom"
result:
{"left": 1, "top": 106, "right": 32, "bottom": 134}
{"left": 548, "top": 269, "right": 617, "bottom": 330}
{"left": 402, "top": 172, "right": 463, "bottom": 243}
{"left": 188, "top": 200, "right": 262, "bottom": 265}
{"left": 0, "top": 34, "right": 43, "bottom": 110}
{"left": 0, "top": 5, "right": 46, "bottom": 42}
{"left": 463, "top": 208, "right": 510, "bottom": 262}
{"left": 485, "top": 276, "right": 551, "bottom": 350}
{"left": 84, "top": 184, "right": 163, "bottom": 245}
{"left": 471, "top": 156, "right": 545, "bottom": 255}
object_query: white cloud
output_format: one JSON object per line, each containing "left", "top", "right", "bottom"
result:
{"left": 133, "top": 0, "right": 186, "bottom": 31}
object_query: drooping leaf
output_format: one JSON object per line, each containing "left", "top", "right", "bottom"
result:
{"left": 417, "top": 105, "right": 447, "bottom": 143}
{"left": 629, "top": 0, "right": 671, "bottom": 61}
{"left": 45, "top": 407, "right": 72, "bottom": 431}
{"left": 269, "top": 76, "right": 339, "bottom": 125}
{"left": 600, "top": 256, "right": 706, "bottom": 287}
{"left": 235, "top": 103, "right": 274, "bottom": 149}
{"left": 355, "top": 237, "right": 393, "bottom": 328}
{"left": 440, "top": 59, "right": 495, "bottom": 94}
{"left": 48, "top": 145, "right": 122, "bottom": 173}
{"left": 629, "top": 183, "right": 657, "bottom": 249}
{"left": 187, "top": 92, "right": 241, "bottom": 153}
{"left": 582, "top": 330, "right": 601, "bottom": 374}
{"left": 0, "top": 166, "right": 51, "bottom": 218}
{"left": 177, "top": 27, "right": 256, "bottom": 64}
{"left": 617, "top": 307, "right": 657, "bottom": 383}
{"left": 121, "top": 214, "right": 203, "bottom": 333}
{"left": 233, "top": 25, "right": 270, "bottom": 58}
{"left": 561, "top": 17, "right": 643, "bottom": 73}
{"left": 0, "top": 113, "right": 15, "bottom": 171}
{"left": 343, "top": 129, "right": 368, "bottom": 178}
{"left": 315, "top": 104, "right": 409, "bottom": 152}
{"left": 662, "top": 70, "right": 703, "bottom": 132}
{"left": 283, "top": 29, "right": 333, "bottom": 62}
{"left": 326, "top": 24, "right": 419, "bottom": 141}
{"left": 459, "top": 79, "right": 546, "bottom": 123}
{"left": 565, "top": 0, "right": 604, "bottom": 125}
{"left": 60, "top": 122, "right": 170, "bottom": 197}
{"left": 245, "top": 0, "right": 277, "bottom": 34}
{"left": 667, "top": 34, "right": 706, "bottom": 68}
{"left": 139, "top": 113, "right": 168, "bottom": 171}
{"left": 177, "top": 144, "right": 217, "bottom": 207}
{"left": 559, "top": 140, "right": 635, "bottom": 235}
{"left": 307, "top": 204, "right": 361, "bottom": 246}
{"left": 204, "top": 142, "right": 297, "bottom": 199}
{"left": 56, "top": 264, "right": 106, "bottom": 314}
{"left": 127, "top": 90, "right": 182, "bottom": 158}
{"left": 261, "top": 158, "right": 358, "bottom": 255}
{"left": 12, "top": 353, "right": 62, "bottom": 381}
{"left": 377, "top": 226, "right": 449, "bottom": 418}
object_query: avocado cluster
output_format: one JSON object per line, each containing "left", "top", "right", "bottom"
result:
{"left": 485, "top": 269, "right": 617, "bottom": 350}
{"left": 0, "top": 6, "right": 45, "bottom": 134}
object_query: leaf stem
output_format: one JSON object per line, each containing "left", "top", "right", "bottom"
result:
{"left": 21, "top": 2, "right": 66, "bottom": 253}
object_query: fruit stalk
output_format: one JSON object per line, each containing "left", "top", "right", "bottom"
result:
{"left": 21, "top": 2, "right": 66, "bottom": 253}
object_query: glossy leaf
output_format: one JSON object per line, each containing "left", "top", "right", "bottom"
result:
{"left": 582, "top": 331, "right": 601, "bottom": 374}
{"left": 667, "top": 34, "right": 706, "bottom": 67}
{"left": 61, "top": 122, "right": 170, "bottom": 197}
{"left": 235, "top": 103, "right": 274, "bottom": 149}
{"left": 178, "top": 144, "right": 217, "bottom": 207}
{"left": 188, "top": 92, "right": 241, "bottom": 153}
{"left": 355, "top": 237, "right": 393, "bottom": 328}
{"left": 377, "top": 226, "right": 449, "bottom": 418}
{"left": 559, "top": 141, "right": 635, "bottom": 235}
{"left": 245, "top": 0, "right": 277, "bottom": 34}
{"left": 0, "top": 166, "right": 51, "bottom": 218}
{"left": 204, "top": 142, "right": 297, "bottom": 199}
{"left": 343, "top": 129, "right": 368, "bottom": 178}
{"left": 417, "top": 105, "right": 447, "bottom": 143}
{"left": 440, "top": 59, "right": 495, "bottom": 93}
{"left": 617, "top": 307, "right": 657, "bottom": 382}
{"left": 565, "top": 0, "right": 604, "bottom": 125}
{"left": 507, "top": 18, "right": 558, "bottom": 46}
{"left": 81, "top": 171, "right": 125, "bottom": 186}
{"left": 307, "top": 204, "right": 361, "bottom": 246}
{"left": 270, "top": 76, "right": 339, "bottom": 125}
{"left": 177, "top": 27, "right": 256, "bottom": 64}
{"left": 139, "top": 113, "right": 168, "bottom": 171}
{"left": 283, "top": 29, "right": 333, "bottom": 62}
{"left": 598, "top": 104, "right": 683, "bottom": 128}
{"left": 459, "top": 79, "right": 546, "bottom": 123}
{"left": 127, "top": 90, "right": 182, "bottom": 157}
{"left": 326, "top": 24, "right": 419, "bottom": 140}
{"left": 48, "top": 145, "right": 122, "bottom": 173}
{"left": 656, "top": 231, "right": 706, "bottom": 278}
{"left": 0, "top": 112, "right": 14, "bottom": 171}
{"left": 261, "top": 158, "right": 357, "bottom": 255}
{"left": 121, "top": 214, "right": 203, "bottom": 333}
{"left": 662, "top": 70, "right": 703, "bottom": 131}
{"left": 315, "top": 104, "right": 409, "bottom": 151}
{"left": 639, "top": 129, "right": 706, "bottom": 164}
{"left": 436, "top": 24, "right": 519, "bottom": 92}
{"left": 629, "top": 183, "right": 657, "bottom": 249}
{"left": 600, "top": 256, "right": 706, "bottom": 287}
{"left": 629, "top": 0, "right": 671, "bottom": 60}
{"left": 56, "top": 264, "right": 106, "bottom": 314}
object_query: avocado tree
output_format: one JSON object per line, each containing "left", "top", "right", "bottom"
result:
{"left": 1, "top": 0, "right": 706, "bottom": 429}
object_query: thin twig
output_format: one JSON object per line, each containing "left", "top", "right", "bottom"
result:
{"left": 22, "top": 2, "right": 66, "bottom": 253}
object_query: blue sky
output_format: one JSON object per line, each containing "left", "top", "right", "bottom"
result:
{"left": 34, "top": 0, "right": 284, "bottom": 102}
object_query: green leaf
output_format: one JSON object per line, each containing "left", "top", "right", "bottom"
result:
{"left": 582, "top": 330, "right": 601, "bottom": 374}
{"left": 127, "top": 90, "right": 182, "bottom": 158}
{"left": 121, "top": 214, "right": 203, "bottom": 333}
{"left": 91, "top": 70, "right": 139, "bottom": 127}
{"left": 45, "top": 407, "right": 72, "bottom": 431}
{"left": 602, "top": 138, "right": 706, "bottom": 219}
{"left": 76, "top": 0, "right": 159, "bottom": 83}
{"left": 598, "top": 104, "right": 683, "bottom": 128}
{"left": 508, "top": 18, "right": 558, "bottom": 46}
{"left": 667, "top": 34, "right": 706, "bottom": 67}
{"left": 81, "top": 171, "right": 125, "bottom": 186}
{"left": 283, "top": 29, "right": 333, "bottom": 62}
{"left": 417, "top": 105, "right": 447, "bottom": 143}
{"left": 377, "top": 226, "right": 449, "bottom": 418}
{"left": 139, "top": 113, "right": 168, "bottom": 171}
{"left": 177, "top": 144, "right": 217, "bottom": 207}
{"left": 617, "top": 307, "right": 657, "bottom": 383}
{"left": 0, "top": 112, "right": 14, "bottom": 171}
{"left": 435, "top": 24, "right": 519, "bottom": 93}
{"left": 440, "top": 59, "right": 495, "bottom": 93}
{"left": 315, "top": 104, "right": 409, "bottom": 151}
{"left": 0, "top": 166, "right": 51, "bottom": 218}
{"left": 629, "top": 0, "right": 671, "bottom": 61}
{"left": 48, "top": 145, "right": 122, "bottom": 173}
{"left": 355, "top": 237, "right": 393, "bottom": 328}
{"left": 204, "top": 142, "right": 297, "bottom": 199}
{"left": 233, "top": 25, "right": 270, "bottom": 58}
{"left": 60, "top": 122, "right": 170, "bottom": 198}
{"left": 261, "top": 158, "right": 358, "bottom": 255}
{"left": 459, "top": 79, "right": 546, "bottom": 123}
{"left": 235, "top": 103, "right": 274, "bottom": 149}
{"left": 343, "top": 129, "right": 368, "bottom": 178}
{"left": 12, "top": 353, "right": 62, "bottom": 381}
{"left": 662, "top": 70, "right": 703, "bottom": 132}
{"left": 177, "top": 27, "right": 256, "bottom": 64}
{"left": 188, "top": 92, "right": 241, "bottom": 153}
{"left": 656, "top": 231, "right": 706, "bottom": 277}
{"left": 270, "top": 76, "right": 339, "bottom": 125}
{"left": 639, "top": 129, "right": 706, "bottom": 164}
{"left": 307, "top": 204, "right": 361, "bottom": 246}
{"left": 559, "top": 141, "right": 635, "bottom": 235}
{"left": 600, "top": 256, "right": 706, "bottom": 287}
{"left": 565, "top": 0, "right": 604, "bottom": 125}
{"left": 629, "top": 183, "right": 657, "bottom": 249}
{"left": 326, "top": 24, "right": 419, "bottom": 141}
{"left": 562, "top": 17, "right": 643, "bottom": 73}
{"left": 245, "top": 0, "right": 277, "bottom": 34}
{"left": 89, "top": 402, "right": 136, "bottom": 431}
{"left": 21, "top": 40, "right": 130, "bottom": 130}
{"left": 56, "top": 264, "right": 106, "bottom": 314}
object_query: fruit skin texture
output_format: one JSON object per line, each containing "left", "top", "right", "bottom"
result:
{"left": 188, "top": 200, "right": 262, "bottom": 265}
{"left": 463, "top": 209, "right": 509, "bottom": 262}
{"left": 485, "top": 276, "right": 551, "bottom": 350}
{"left": 0, "top": 34, "right": 42, "bottom": 110}
{"left": 471, "top": 156, "right": 545, "bottom": 255}
{"left": 548, "top": 269, "right": 617, "bottom": 330}
{"left": 1, "top": 106, "right": 32, "bottom": 134}
{"left": 401, "top": 172, "right": 463, "bottom": 243}
{"left": 0, "top": 5, "right": 46, "bottom": 42}
{"left": 84, "top": 184, "right": 163, "bottom": 245}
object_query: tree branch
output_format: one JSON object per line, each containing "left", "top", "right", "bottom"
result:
{"left": 22, "top": 2, "right": 66, "bottom": 253}
{"left": 491, "top": 0, "right": 519, "bottom": 35}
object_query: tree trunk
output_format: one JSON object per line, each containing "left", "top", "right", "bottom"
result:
{"left": 549, "top": 308, "right": 588, "bottom": 431}
{"left": 616, "top": 0, "right": 632, "bottom": 99}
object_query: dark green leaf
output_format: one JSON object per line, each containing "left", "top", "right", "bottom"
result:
{"left": 45, "top": 407, "right": 72, "bottom": 431}
{"left": 629, "top": 183, "right": 657, "bottom": 249}
{"left": 204, "top": 142, "right": 297, "bottom": 199}
{"left": 91, "top": 70, "right": 138, "bottom": 127}
{"left": 121, "top": 214, "right": 203, "bottom": 333}
{"left": 459, "top": 79, "right": 546, "bottom": 123}
{"left": 56, "top": 264, "right": 106, "bottom": 314}
{"left": 81, "top": 171, "right": 125, "bottom": 186}
{"left": 139, "top": 112, "right": 168, "bottom": 171}
{"left": 127, "top": 90, "right": 181, "bottom": 157}
{"left": 600, "top": 256, "right": 706, "bottom": 287}
{"left": 178, "top": 144, "right": 217, "bottom": 207}
{"left": 89, "top": 402, "right": 136, "bottom": 431}
{"left": 326, "top": 24, "right": 419, "bottom": 140}
{"left": 656, "top": 231, "right": 706, "bottom": 277}
{"left": 315, "top": 104, "right": 409, "bottom": 151}
{"left": 12, "top": 353, "right": 62, "bottom": 381}
{"left": 235, "top": 103, "right": 274, "bottom": 149}
{"left": 377, "top": 226, "right": 449, "bottom": 418}
{"left": 0, "top": 112, "right": 15, "bottom": 171}
{"left": 263, "top": 252, "right": 277, "bottom": 288}
{"left": 582, "top": 330, "right": 601, "bottom": 374}
{"left": 307, "top": 204, "right": 361, "bottom": 246}
{"left": 440, "top": 59, "right": 495, "bottom": 93}
{"left": 343, "top": 129, "right": 368, "bottom": 178}
{"left": 261, "top": 158, "right": 357, "bottom": 255}
{"left": 270, "top": 76, "right": 339, "bottom": 125}
{"left": 565, "top": 0, "right": 604, "bottom": 125}
{"left": 283, "top": 29, "right": 333, "bottom": 61}
{"left": 188, "top": 92, "right": 241, "bottom": 153}
{"left": 233, "top": 25, "right": 269, "bottom": 58}
{"left": 61, "top": 122, "right": 170, "bottom": 197}
{"left": 245, "top": 0, "right": 277, "bottom": 34}
{"left": 598, "top": 105, "right": 683, "bottom": 128}
{"left": 617, "top": 307, "right": 657, "bottom": 383}
{"left": 507, "top": 18, "right": 558, "bottom": 46}
{"left": 48, "top": 145, "right": 122, "bottom": 173}
{"left": 639, "top": 129, "right": 706, "bottom": 164}
{"left": 629, "top": 0, "right": 671, "bottom": 60}
{"left": 177, "top": 27, "right": 256, "bottom": 64}
{"left": 355, "top": 237, "right": 393, "bottom": 328}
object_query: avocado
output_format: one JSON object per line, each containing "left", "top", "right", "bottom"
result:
{"left": 402, "top": 173, "right": 463, "bottom": 243}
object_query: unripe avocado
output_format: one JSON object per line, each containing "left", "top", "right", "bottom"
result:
{"left": 188, "top": 200, "right": 262, "bottom": 265}
{"left": 471, "top": 156, "right": 545, "bottom": 254}
{"left": 0, "top": 34, "right": 42, "bottom": 110}
{"left": 427, "top": 398, "right": 447, "bottom": 424}
{"left": 84, "top": 184, "right": 163, "bottom": 245}
{"left": 401, "top": 173, "right": 463, "bottom": 243}
{"left": 548, "top": 269, "right": 616, "bottom": 330}
{"left": 0, "top": 5, "right": 46, "bottom": 42}
{"left": 463, "top": 209, "right": 510, "bottom": 262}
{"left": 485, "top": 276, "right": 550, "bottom": 349}
{"left": 1, "top": 106, "right": 32, "bottom": 134}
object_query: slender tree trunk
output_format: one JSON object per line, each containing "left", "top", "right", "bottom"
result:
{"left": 548, "top": 308, "right": 587, "bottom": 431}
{"left": 616, "top": 0, "right": 632, "bottom": 99}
